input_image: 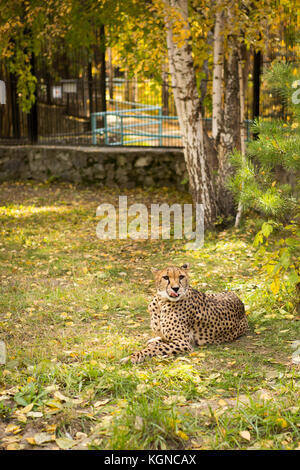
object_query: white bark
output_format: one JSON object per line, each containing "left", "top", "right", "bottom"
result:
{"left": 164, "top": 0, "right": 217, "bottom": 226}
{"left": 215, "top": 41, "right": 240, "bottom": 217}
{"left": 212, "top": 3, "right": 224, "bottom": 140}
{"left": 235, "top": 53, "right": 246, "bottom": 227}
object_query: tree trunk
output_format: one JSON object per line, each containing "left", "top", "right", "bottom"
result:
{"left": 88, "top": 58, "right": 93, "bottom": 117}
{"left": 234, "top": 50, "right": 247, "bottom": 227}
{"left": 216, "top": 40, "right": 240, "bottom": 218}
{"left": 164, "top": 0, "right": 217, "bottom": 227}
{"left": 107, "top": 47, "right": 114, "bottom": 101}
{"left": 212, "top": 3, "right": 224, "bottom": 141}
{"left": 99, "top": 25, "right": 106, "bottom": 113}
{"left": 161, "top": 60, "right": 169, "bottom": 116}
{"left": 200, "top": 29, "right": 213, "bottom": 116}
{"left": 252, "top": 48, "right": 261, "bottom": 139}
{"left": 124, "top": 70, "right": 130, "bottom": 102}
{"left": 27, "top": 52, "right": 38, "bottom": 144}
{"left": 10, "top": 72, "right": 20, "bottom": 139}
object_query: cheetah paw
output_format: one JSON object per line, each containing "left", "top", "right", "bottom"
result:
{"left": 120, "top": 355, "right": 145, "bottom": 364}
{"left": 119, "top": 356, "right": 131, "bottom": 364}
{"left": 147, "top": 336, "right": 161, "bottom": 344}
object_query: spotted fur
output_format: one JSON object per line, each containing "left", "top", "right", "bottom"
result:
{"left": 121, "top": 264, "right": 249, "bottom": 364}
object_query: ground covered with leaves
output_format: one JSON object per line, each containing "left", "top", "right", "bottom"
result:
{"left": 0, "top": 181, "right": 299, "bottom": 450}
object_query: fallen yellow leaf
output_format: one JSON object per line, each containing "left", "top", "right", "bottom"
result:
{"left": 33, "top": 432, "right": 55, "bottom": 445}
{"left": 276, "top": 418, "right": 288, "bottom": 429}
{"left": 240, "top": 430, "right": 251, "bottom": 441}
{"left": 6, "top": 443, "right": 20, "bottom": 450}
{"left": 176, "top": 430, "right": 189, "bottom": 440}
{"left": 218, "top": 399, "right": 228, "bottom": 407}
{"left": 94, "top": 398, "right": 110, "bottom": 408}
{"left": 26, "top": 437, "right": 37, "bottom": 446}
{"left": 22, "top": 403, "right": 34, "bottom": 414}
{"left": 5, "top": 424, "right": 22, "bottom": 434}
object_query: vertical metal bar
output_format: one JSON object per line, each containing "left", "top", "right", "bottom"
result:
{"left": 120, "top": 114, "right": 124, "bottom": 145}
{"left": 91, "top": 113, "right": 96, "bottom": 145}
{"left": 158, "top": 107, "right": 162, "bottom": 146}
{"left": 104, "top": 113, "right": 108, "bottom": 145}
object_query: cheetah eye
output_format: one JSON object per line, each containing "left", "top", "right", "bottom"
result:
{"left": 179, "top": 275, "right": 185, "bottom": 280}
{"left": 163, "top": 276, "right": 169, "bottom": 281}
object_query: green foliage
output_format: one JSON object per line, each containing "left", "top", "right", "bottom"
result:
{"left": 107, "top": 394, "right": 187, "bottom": 450}
{"left": 1, "top": 182, "right": 299, "bottom": 450}
{"left": 229, "top": 149, "right": 296, "bottom": 218}
{"left": 229, "top": 62, "right": 300, "bottom": 297}
{"left": 230, "top": 62, "right": 300, "bottom": 218}
{"left": 253, "top": 220, "right": 300, "bottom": 296}
{"left": 9, "top": 55, "right": 37, "bottom": 113}
{"left": 0, "top": 0, "right": 69, "bottom": 111}
{"left": 0, "top": 402, "right": 13, "bottom": 422}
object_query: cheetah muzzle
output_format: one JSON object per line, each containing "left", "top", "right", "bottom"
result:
{"left": 120, "top": 263, "right": 249, "bottom": 364}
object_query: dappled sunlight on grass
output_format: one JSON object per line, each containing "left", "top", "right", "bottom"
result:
{"left": 0, "top": 204, "right": 72, "bottom": 218}
{"left": 0, "top": 182, "right": 299, "bottom": 450}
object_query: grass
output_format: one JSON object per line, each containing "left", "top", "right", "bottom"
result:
{"left": 0, "top": 181, "right": 299, "bottom": 450}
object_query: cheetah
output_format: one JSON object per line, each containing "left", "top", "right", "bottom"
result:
{"left": 121, "top": 264, "right": 249, "bottom": 364}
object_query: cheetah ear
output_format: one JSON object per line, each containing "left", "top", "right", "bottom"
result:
{"left": 151, "top": 267, "right": 159, "bottom": 277}
{"left": 180, "top": 263, "right": 190, "bottom": 270}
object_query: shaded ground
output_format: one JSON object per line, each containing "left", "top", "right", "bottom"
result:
{"left": 0, "top": 181, "right": 299, "bottom": 450}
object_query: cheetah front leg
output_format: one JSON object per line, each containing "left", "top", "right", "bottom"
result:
{"left": 120, "top": 337, "right": 193, "bottom": 364}
{"left": 147, "top": 336, "right": 162, "bottom": 344}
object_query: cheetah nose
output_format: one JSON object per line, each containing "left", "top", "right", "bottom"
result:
{"left": 172, "top": 287, "right": 179, "bottom": 293}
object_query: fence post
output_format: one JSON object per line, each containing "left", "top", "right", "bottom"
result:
{"left": 158, "top": 107, "right": 163, "bottom": 146}
{"left": 104, "top": 113, "right": 108, "bottom": 145}
{"left": 91, "top": 113, "right": 97, "bottom": 145}
{"left": 120, "top": 115, "right": 124, "bottom": 145}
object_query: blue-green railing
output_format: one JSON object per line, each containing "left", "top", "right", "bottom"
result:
{"left": 91, "top": 104, "right": 252, "bottom": 146}
{"left": 91, "top": 104, "right": 176, "bottom": 146}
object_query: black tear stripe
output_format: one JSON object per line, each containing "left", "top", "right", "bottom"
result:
{"left": 167, "top": 268, "right": 171, "bottom": 286}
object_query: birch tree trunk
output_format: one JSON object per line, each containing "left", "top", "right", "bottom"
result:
{"left": 212, "top": 3, "right": 224, "bottom": 141}
{"left": 164, "top": 0, "right": 218, "bottom": 227}
{"left": 234, "top": 51, "right": 246, "bottom": 227}
{"left": 217, "top": 40, "right": 240, "bottom": 217}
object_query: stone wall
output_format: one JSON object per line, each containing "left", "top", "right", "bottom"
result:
{"left": 0, "top": 146, "right": 187, "bottom": 189}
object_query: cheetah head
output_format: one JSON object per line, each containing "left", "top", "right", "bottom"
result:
{"left": 151, "top": 264, "right": 190, "bottom": 302}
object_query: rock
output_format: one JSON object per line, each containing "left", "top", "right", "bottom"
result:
{"left": 0, "top": 146, "right": 186, "bottom": 189}
{"left": 0, "top": 341, "right": 6, "bottom": 365}
{"left": 144, "top": 176, "right": 155, "bottom": 186}
{"left": 292, "top": 350, "right": 300, "bottom": 364}
{"left": 71, "top": 153, "right": 88, "bottom": 169}
{"left": 290, "top": 340, "right": 300, "bottom": 364}
{"left": 254, "top": 389, "right": 273, "bottom": 401}
{"left": 117, "top": 155, "right": 127, "bottom": 166}
{"left": 134, "top": 156, "right": 152, "bottom": 168}
{"left": 183, "top": 395, "right": 250, "bottom": 416}
{"left": 115, "top": 167, "right": 128, "bottom": 185}
{"left": 93, "top": 163, "right": 105, "bottom": 173}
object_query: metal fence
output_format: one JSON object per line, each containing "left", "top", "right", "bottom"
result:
{"left": 0, "top": 71, "right": 294, "bottom": 147}
{"left": 0, "top": 76, "right": 183, "bottom": 146}
{"left": 91, "top": 101, "right": 182, "bottom": 147}
{"left": 90, "top": 102, "right": 253, "bottom": 147}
